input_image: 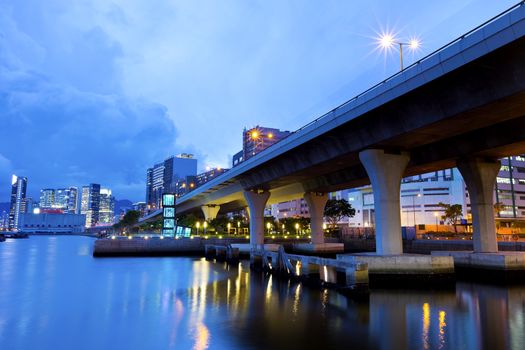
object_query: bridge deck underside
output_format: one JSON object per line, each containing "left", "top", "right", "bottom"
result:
{"left": 177, "top": 35, "right": 525, "bottom": 216}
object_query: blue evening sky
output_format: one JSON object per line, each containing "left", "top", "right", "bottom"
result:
{"left": 0, "top": 0, "right": 519, "bottom": 201}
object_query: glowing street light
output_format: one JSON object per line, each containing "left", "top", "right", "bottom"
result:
{"left": 196, "top": 221, "right": 200, "bottom": 235}
{"left": 227, "top": 222, "right": 231, "bottom": 234}
{"left": 412, "top": 193, "right": 422, "bottom": 230}
{"left": 434, "top": 212, "right": 439, "bottom": 232}
{"left": 295, "top": 223, "right": 300, "bottom": 235}
{"left": 266, "top": 222, "right": 271, "bottom": 235}
{"left": 203, "top": 221, "right": 208, "bottom": 235}
{"left": 378, "top": 33, "right": 421, "bottom": 70}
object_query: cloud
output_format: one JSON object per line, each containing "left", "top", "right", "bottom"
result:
{"left": 0, "top": 2, "right": 178, "bottom": 201}
{"left": 0, "top": 0, "right": 519, "bottom": 202}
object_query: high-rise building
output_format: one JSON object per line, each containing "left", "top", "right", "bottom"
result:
{"left": 54, "top": 188, "right": 68, "bottom": 210}
{"left": 9, "top": 174, "right": 27, "bottom": 230}
{"left": 99, "top": 188, "right": 115, "bottom": 225}
{"left": 146, "top": 154, "right": 197, "bottom": 211}
{"left": 39, "top": 187, "right": 78, "bottom": 213}
{"left": 174, "top": 175, "right": 197, "bottom": 198}
{"left": 133, "top": 202, "right": 147, "bottom": 215}
{"left": 1, "top": 210, "right": 9, "bottom": 230}
{"left": 492, "top": 155, "right": 525, "bottom": 222}
{"left": 39, "top": 188, "right": 55, "bottom": 209}
{"left": 67, "top": 187, "right": 78, "bottom": 214}
{"left": 232, "top": 126, "right": 290, "bottom": 167}
{"left": 80, "top": 184, "right": 101, "bottom": 227}
{"left": 54, "top": 187, "right": 78, "bottom": 213}
{"left": 195, "top": 167, "right": 229, "bottom": 187}
{"left": 22, "top": 197, "right": 36, "bottom": 214}
{"left": 242, "top": 126, "right": 290, "bottom": 162}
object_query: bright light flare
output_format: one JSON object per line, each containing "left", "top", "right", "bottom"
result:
{"left": 409, "top": 39, "right": 420, "bottom": 49}
{"left": 379, "top": 34, "right": 395, "bottom": 48}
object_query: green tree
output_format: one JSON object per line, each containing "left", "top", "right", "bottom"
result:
{"left": 437, "top": 203, "right": 463, "bottom": 233}
{"left": 324, "top": 199, "right": 355, "bottom": 229}
{"left": 114, "top": 210, "right": 141, "bottom": 233}
{"left": 278, "top": 217, "right": 311, "bottom": 234}
{"left": 176, "top": 214, "right": 198, "bottom": 228}
{"left": 209, "top": 216, "right": 230, "bottom": 234}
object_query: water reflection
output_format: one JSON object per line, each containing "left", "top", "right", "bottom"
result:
{"left": 0, "top": 237, "right": 524, "bottom": 350}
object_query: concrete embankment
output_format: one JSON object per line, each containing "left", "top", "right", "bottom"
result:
{"left": 93, "top": 237, "right": 312, "bottom": 257}
{"left": 344, "top": 239, "right": 525, "bottom": 254}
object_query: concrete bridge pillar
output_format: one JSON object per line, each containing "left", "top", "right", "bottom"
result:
{"left": 303, "top": 192, "right": 328, "bottom": 244}
{"left": 243, "top": 190, "right": 271, "bottom": 248}
{"left": 359, "top": 149, "right": 410, "bottom": 255}
{"left": 457, "top": 158, "right": 501, "bottom": 253}
{"left": 201, "top": 205, "right": 220, "bottom": 222}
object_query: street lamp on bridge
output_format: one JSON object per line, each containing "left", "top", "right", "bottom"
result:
{"left": 378, "top": 33, "right": 421, "bottom": 70}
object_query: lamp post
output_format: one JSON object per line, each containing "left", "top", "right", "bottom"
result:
{"left": 266, "top": 222, "right": 271, "bottom": 235}
{"left": 295, "top": 223, "right": 300, "bottom": 236}
{"left": 378, "top": 34, "right": 420, "bottom": 70}
{"left": 434, "top": 212, "right": 439, "bottom": 232}
{"left": 282, "top": 224, "right": 285, "bottom": 235}
{"left": 196, "top": 222, "right": 200, "bottom": 235}
{"left": 227, "top": 222, "right": 231, "bottom": 235}
{"left": 237, "top": 221, "right": 241, "bottom": 234}
{"left": 203, "top": 221, "right": 208, "bottom": 235}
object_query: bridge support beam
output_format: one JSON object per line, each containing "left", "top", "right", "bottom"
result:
{"left": 244, "top": 190, "right": 271, "bottom": 248}
{"left": 457, "top": 158, "right": 501, "bottom": 253}
{"left": 359, "top": 149, "right": 409, "bottom": 255}
{"left": 303, "top": 192, "right": 328, "bottom": 244}
{"left": 201, "top": 205, "right": 220, "bottom": 222}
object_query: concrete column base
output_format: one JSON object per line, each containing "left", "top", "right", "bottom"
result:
{"left": 432, "top": 251, "right": 525, "bottom": 270}
{"left": 457, "top": 158, "right": 501, "bottom": 253}
{"left": 337, "top": 253, "right": 454, "bottom": 275}
{"left": 201, "top": 205, "right": 220, "bottom": 222}
{"left": 359, "top": 149, "right": 409, "bottom": 255}
{"left": 292, "top": 242, "right": 344, "bottom": 254}
{"left": 243, "top": 190, "right": 271, "bottom": 246}
{"left": 303, "top": 192, "right": 328, "bottom": 244}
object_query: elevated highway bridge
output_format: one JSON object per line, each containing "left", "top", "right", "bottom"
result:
{"left": 142, "top": 2, "right": 525, "bottom": 255}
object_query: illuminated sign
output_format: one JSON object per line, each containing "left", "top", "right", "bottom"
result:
{"left": 162, "top": 194, "right": 176, "bottom": 236}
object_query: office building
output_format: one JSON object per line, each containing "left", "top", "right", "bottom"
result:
{"left": 67, "top": 187, "right": 78, "bottom": 213}
{"left": 81, "top": 184, "right": 101, "bottom": 227}
{"left": 232, "top": 126, "right": 290, "bottom": 167}
{"left": 493, "top": 155, "right": 525, "bottom": 220}
{"left": 22, "top": 197, "right": 36, "bottom": 214}
{"left": 1, "top": 210, "right": 9, "bottom": 230}
{"left": 341, "top": 169, "right": 466, "bottom": 228}
{"left": 8, "top": 174, "right": 28, "bottom": 230}
{"left": 174, "top": 175, "right": 197, "bottom": 198}
{"left": 195, "top": 167, "right": 229, "bottom": 187}
{"left": 133, "top": 202, "right": 147, "bottom": 215}
{"left": 271, "top": 199, "right": 310, "bottom": 220}
{"left": 99, "top": 188, "right": 115, "bottom": 225}
{"left": 39, "top": 187, "right": 78, "bottom": 213}
{"left": 232, "top": 151, "right": 244, "bottom": 167}
{"left": 146, "top": 154, "right": 197, "bottom": 210}
{"left": 39, "top": 188, "right": 55, "bottom": 209}
{"left": 53, "top": 187, "right": 78, "bottom": 213}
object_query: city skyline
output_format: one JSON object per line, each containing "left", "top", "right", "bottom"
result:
{"left": 0, "top": 0, "right": 518, "bottom": 202}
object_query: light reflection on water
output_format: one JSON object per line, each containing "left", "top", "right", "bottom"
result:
{"left": 0, "top": 236, "right": 524, "bottom": 350}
